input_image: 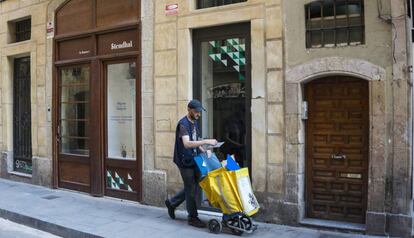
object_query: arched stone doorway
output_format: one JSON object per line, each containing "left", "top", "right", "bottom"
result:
{"left": 52, "top": 0, "right": 142, "bottom": 201}
{"left": 304, "top": 76, "right": 369, "bottom": 223}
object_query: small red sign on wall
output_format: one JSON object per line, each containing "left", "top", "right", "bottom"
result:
{"left": 165, "top": 3, "right": 178, "bottom": 16}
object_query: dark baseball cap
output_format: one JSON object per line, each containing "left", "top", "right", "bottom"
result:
{"left": 188, "top": 99, "right": 206, "bottom": 112}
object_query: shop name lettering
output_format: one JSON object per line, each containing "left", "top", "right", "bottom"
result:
{"left": 111, "top": 41, "right": 133, "bottom": 50}
{"left": 78, "top": 50, "right": 90, "bottom": 55}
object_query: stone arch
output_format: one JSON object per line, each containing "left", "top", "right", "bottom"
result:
{"left": 284, "top": 56, "right": 386, "bottom": 224}
{"left": 286, "top": 56, "right": 386, "bottom": 84}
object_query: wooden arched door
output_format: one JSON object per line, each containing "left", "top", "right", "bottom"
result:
{"left": 305, "top": 76, "right": 369, "bottom": 223}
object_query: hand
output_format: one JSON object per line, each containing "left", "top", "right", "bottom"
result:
{"left": 204, "top": 139, "right": 218, "bottom": 146}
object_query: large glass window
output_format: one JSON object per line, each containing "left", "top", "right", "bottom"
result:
{"left": 197, "top": 0, "right": 247, "bottom": 9}
{"left": 199, "top": 38, "right": 247, "bottom": 167}
{"left": 59, "top": 66, "right": 90, "bottom": 155}
{"left": 106, "top": 62, "right": 136, "bottom": 160}
{"left": 305, "top": 0, "right": 364, "bottom": 48}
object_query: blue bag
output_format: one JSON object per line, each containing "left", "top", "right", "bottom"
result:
{"left": 194, "top": 153, "right": 222, "bottom": 177}
{"left": 226, "top": 154, "right": 241, "bottom": 171}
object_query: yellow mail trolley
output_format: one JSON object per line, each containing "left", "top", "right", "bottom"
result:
{"left": 198, "top": 162, "right": 259, "bottom": 235}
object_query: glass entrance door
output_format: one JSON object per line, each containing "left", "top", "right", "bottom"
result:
{"left": 104, "top": 60, "right": 139, "bottom": 200}
{"left": 199, "top": 38, "right": 248, "bottom": 166}
{"left": 58, "top": 65, "right": 91, "bottom": 192}
{"left": 193, "top": 23, "right": 251, "bottom": 209}
{"left": 194, "top": 24, "right": 251, "bottom": 168}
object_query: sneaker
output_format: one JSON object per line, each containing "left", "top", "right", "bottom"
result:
{"left": 188, "top": 217, "right": 206, "bottom": 228}
{"left": 165, "top": 199, "right": 175, "bottom": 219}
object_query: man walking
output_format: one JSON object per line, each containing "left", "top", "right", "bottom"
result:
{"left": 165, "top": 99, "right": 217, "bottom": 228}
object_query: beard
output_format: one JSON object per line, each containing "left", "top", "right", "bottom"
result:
{"left": 189, "top": 112, "right": 200, "bottom": 121}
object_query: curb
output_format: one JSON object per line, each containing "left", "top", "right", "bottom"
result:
{"left": 0, "top": 208, "right": 103, "bottom": 238}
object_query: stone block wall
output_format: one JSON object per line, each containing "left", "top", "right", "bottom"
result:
{"left": 284, "top": 0, "right": 413, "bottom": 237}
{"left": 0, "top": 0, "right": 51, "bottom": 186}
{"left": 0, "top": 1, "right": 411, "bottom": 236}
{"left": 153, "top": 0, "right": 287, "bottom": 221}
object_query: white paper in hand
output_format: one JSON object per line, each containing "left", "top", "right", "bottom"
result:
{"left": 211, "top": 142, "right": 224, "bottom": 148}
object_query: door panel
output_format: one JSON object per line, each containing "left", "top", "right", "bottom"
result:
{"left": 58, "top": 65, "right": 91, "bottom": 192}
{"left": 305, "top": 76, "right": 368, "bottom": 223}
{"left": 104, "top": 60, "right": 140, "bottom": 200}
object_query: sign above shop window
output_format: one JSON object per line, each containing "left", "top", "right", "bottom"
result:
{"left": 111, "top": 41, "right": 133, "bottom": 50}
{"left": 165, "top": 3, "right": 178, "bottom": 16}
{"left": 98, "top": 29, "right": 138, "bottom": 55}
{"left": 58, "top": 37, "right": 93, "bottom": 60}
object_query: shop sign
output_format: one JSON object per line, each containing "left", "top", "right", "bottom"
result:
{"left": 58, "top": 37, "right": 93, "bottom": 60}
{"left": 98, "top": 29, "right": 138, "bottom": 55}
{"left": 78, "top": 50, "right": 90, "bottom": 55}
{"left": 111, "top": 40, "right": 133, "bottom": 50}
{"left": 165, "top": 3, "right": 178, "bottom": 16}
{"left": 46, "top": 21, "right": 54, "bottom": 39}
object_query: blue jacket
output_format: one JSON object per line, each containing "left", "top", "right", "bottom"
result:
{"left": 173, "top": 116, "right": 200, "bottom": 168}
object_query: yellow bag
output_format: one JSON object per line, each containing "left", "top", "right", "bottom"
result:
{"left": 199, "top": 167, "right": 260, "bottom": 216}
{"left": 232, "top": 168, "right": 260, "bottom": 216}
{"left": 199, "top": 168, "right": 243, "bottom": 215}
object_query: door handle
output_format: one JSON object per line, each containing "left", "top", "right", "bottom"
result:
{"left": 56, "top": 124, "right": 61, "bottom": 143}
{"left": 331, "top": 153, "right": 346, "bottom": 160}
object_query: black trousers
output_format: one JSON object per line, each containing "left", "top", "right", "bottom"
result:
{"left": 168, "top": 167, "right": 201, "bottom": 218}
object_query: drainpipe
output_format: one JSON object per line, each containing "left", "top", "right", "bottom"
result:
{"left": 402, "top": 1, "right": 414, "bottom": 235}
{"left": 408, "top": 0, "right": 414, "bottom": 220}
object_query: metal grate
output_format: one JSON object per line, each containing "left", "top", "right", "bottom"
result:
{"left": 15, "top": 18, "right": 31, "bottom": 42}
{"left": 408, "top": 0, "right": 414, "bottom": 43}
{"left": 13, "top": 57, "right": 32, "bottom": 174}
{"left": 305, "top": 0, "right": 364, "bottom": 48}
{"left": 197, "top": 0, "right": 247, "bottom": 9}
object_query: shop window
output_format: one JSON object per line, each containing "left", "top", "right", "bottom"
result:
{"left": 8, "top": 17, "right": 31, "bottom": 43}
{"left": 305, "top": 0, "right": 364, "bottom": 48}
{"left": 197, "top": 0, "right": 247, "bottom": 9}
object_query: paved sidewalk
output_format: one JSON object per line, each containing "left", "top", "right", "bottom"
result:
{"left": 0, "top": 218, "right": 60, "bottom": 238}
{"left": 0, "top": 179, "right": 382, "bottom": 238}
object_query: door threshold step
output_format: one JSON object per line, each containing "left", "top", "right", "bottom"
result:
{"left": 300, "top": 218, "right": 365, "bottom": 232}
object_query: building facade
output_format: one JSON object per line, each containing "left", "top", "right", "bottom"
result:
{"left": 0, "top": 0, "right": 412, "bottom": 237}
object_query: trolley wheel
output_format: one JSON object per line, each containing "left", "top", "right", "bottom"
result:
{"left": 240, "top": 215, "right": 252, "bottom": 231}
{"left": 228, "top": 217, "right": 245, "bottom": 236}
{"left": 208, "top": 219, "right": 222, "bottom": 234}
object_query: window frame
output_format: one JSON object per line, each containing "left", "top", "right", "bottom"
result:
{"left": 196, "top": 0, "right": 247, "bottom": 9}
{"left": 305, "top": 0, "right": 365, "bottom": 48}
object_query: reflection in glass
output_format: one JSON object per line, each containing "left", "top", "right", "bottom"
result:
{"left": 60, "top": 66, "right": 90, "bottom": 155}
{"left": 61, "top": 86, "right": 89, "bottom": 102}
{"left": 61, "top": 137, "right": 89, "bottom": 155}
{"left": 200, "top": 38, "right": 247, "bottom": 167}
{"left": 60, "top": 102, "right": 90, "bottom": 120}
{"left": 107, "top": 62, "right": 136, "bottom": 160}
{"left": 198, "top": 38, "right": 248, "bottom": 210}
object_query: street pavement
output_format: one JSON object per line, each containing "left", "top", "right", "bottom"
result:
{"left": 0, "top": 218, "right": 60, "bottom": 238}
{"left": 0, "top": 178, "right": 384, "bottom": 238}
